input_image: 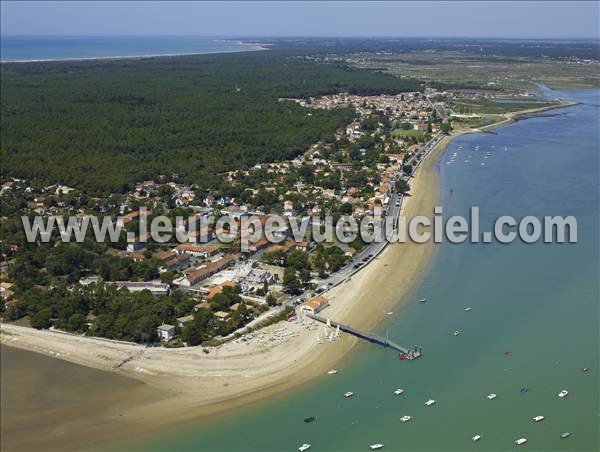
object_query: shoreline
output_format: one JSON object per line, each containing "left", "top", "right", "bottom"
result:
{"left": 0, "top": 101, "right": 574, "bottom": 450}
{"left": 0, "top": 40, "right": 268, "bottom": 64}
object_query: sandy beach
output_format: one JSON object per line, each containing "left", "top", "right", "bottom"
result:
{"left": 0, "top": 102, "right": 573, "bottom": 450}
{"left": 1, "top": 136, "right": 443, "bottom": 450}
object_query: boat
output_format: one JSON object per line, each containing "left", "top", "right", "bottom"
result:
{"left": 472, "top": 435, "right": 482, "bottom": 442}
{"left": 487, "top": 393, "right": 497, "bottom": 400}
{"left": 581, "top": 367, "right": 589, "bottom": 372}
{"left": 394, "top": 388, "right": 404, "bottom": 396}
{"left": 298, "top": 444, "right": 311, "bottom": 452}
{"left": 453, "top": 330, "right": 461, "bottom": 336}
{"left": 369, "top": 444, "right": 384, "bottom": 450}
{"left": 304, "top": 416, "right": 316, "bottom": 423}
{"left": 515, "top": 438, "right": 527, "bottom": 446}
{"left": 400, "top": 415, "right": 412, "bottom": 423}
{"left": 520, "top": 388, "right": 529, "bottom": 393}
{"left": 560, "top": 432, "right": 571, "bottom": 439}
{"left": 418, "top": 298, "right": 427, "bottom": 303}
{"left": 532, "top": 415, "right": 544, "bottom": 422}
{"left": 387, "top": 312, "right": 393, "bottom": 315}
{"left": 425, "top": 399, "right": 436, "bottom": 406}
{"left": 327, "top": 369, "right": 338, "bottom": 375}
{"left": 344, "top": 391, "right": 354, "bottom": 398}
{"left": 558, "top": 389, "right": 569, "bottom": 398}
{"left": 465, "top": 307, "right": 472, "bottom": 311}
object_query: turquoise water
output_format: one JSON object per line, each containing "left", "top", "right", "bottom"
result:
{"left": 139, "top": 89, "right": 599, "bottom": 451}
{"left": 0, "top": 36, "right": 258, "bottom": 62}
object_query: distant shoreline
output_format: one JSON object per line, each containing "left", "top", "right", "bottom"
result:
{"left": 0, "top": 39, "right": 269, "bottom": 64}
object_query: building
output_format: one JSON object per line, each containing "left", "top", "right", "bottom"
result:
{"left": 174, "top": 244, "right": 220, "bottom": 258}
{"left": 214, "top": 311, "right": 231, "bottom": 321}
{"left": 111, "top": 280, "right": 170, "bottom": 296}
{"left": 207, "top": 280, "right": 237, "bottom": 299}
{"left": 300, "top": 295, "right": 329, "bottom": 315}
{"left": 177, "top": 254, "right": 238, "bottom": 288}
{"left": 157, "top": 324, "right": 176, "bottom": 342}
{"left": 176, "top": 315, "right": 194, "bottom": 328}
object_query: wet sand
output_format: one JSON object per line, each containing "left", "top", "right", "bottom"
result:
{"left": 0, "top": 346, "right": 164, "bottom": 451}
{"left": 0, "top": 131, "right": 449, "bottom": 450}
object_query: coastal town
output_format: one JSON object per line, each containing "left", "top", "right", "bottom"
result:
{"left": 0, "top": 88, "right": 457, "bottom": 346}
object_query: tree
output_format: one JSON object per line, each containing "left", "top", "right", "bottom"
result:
{"left": 266, "top": 292, "right": 277, "bottom": 306}
{"left": 30, "top": 307, "right": 52, "bottom": 329}
{"left": 396, "top": 179, "right": 410, "bottom": 194}
{"left": 283, "top": 267, "right": 302, "bottom": 295}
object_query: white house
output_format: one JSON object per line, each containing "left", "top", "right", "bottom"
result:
{"left": 157, "top": 324, "right": 176, "bottom": 342}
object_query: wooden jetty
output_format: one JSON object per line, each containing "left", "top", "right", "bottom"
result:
{"left": 306, "top": 313, "right": 422, "bottom": 360}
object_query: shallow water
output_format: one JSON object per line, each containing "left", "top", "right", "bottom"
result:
{"left": 1, "top": 36, "right": 258, "bottom": 62}
{"left": 137, "top": 89, "right": 599, "bottom": 451}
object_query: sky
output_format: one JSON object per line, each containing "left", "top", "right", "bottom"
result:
{"left": 1, "top": 1, "right": 599, "bottom": 39}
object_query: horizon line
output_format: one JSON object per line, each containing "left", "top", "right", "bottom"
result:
{"left": 2, "top": 34, "right": 599, "bottom": 41}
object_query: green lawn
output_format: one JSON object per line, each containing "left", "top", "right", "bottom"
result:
{"left": 391, "top": 129, "right": 428, "bottom": 139}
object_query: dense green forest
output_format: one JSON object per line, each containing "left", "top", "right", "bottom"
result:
{"left": 1, "top": 45, "right": 420, "bottom": 195}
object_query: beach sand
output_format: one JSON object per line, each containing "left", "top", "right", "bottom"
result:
{"left": 2, "top": 135, "right": 449, "bottom": 451}
{"left": 0, "top": 130, "right": 459, "bottom": 450}
{"left": 2, "top": 97, "right": 574, "bottom": 449}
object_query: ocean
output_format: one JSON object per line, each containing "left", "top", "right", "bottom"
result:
{"left": 136, "top": 88, "right": 599, "bottom": 450}
{"left": 0, "top": 36, "right": 261, "bottom": 62}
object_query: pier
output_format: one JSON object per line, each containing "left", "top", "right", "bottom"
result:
{"left": 306, "top": 313, "right": 422, "bottom": 360}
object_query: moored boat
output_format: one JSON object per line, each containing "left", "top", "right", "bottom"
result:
{"left": 298, "top": 444, "right": 311, "bottom": 452}
{"left": 327, "top": 369, "right": 337, "bottom": 375}
{"left": 344, "top": 391, "right": 354, "bottom": 398}
{"left": 532, "top": 415, "right": 544, "bottom": 422}
{"left": 515, "top": 438, "right": 527, "bottom": 446}
{"left": 394, "top": 388, "right": 404, "bottom": 396}
{"left": 558, "top": 389, "right": 569, "bottom": 398}
{"left": 369, "top": 444, "right": 384, "bottom": 450}
{"left": 425, "top": 399, "right": 436, "bottom": 406}
{"left": 560, "top": 432, "right": 571, "bottom": 439}
{"left": 400, "top": 415, "right": 412, "bottom": 423}
{"left": 472, "top": 435, "right": 482, "bottom": 442}
{"left": 487, "top": 393, "right": 497, "bottom": 400}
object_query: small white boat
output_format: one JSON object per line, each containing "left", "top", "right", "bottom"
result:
{"left": 387, "top": 312, "right": 394, "bottom": 315}
{"left": 558, "top": 389, "right": 569, "bottom": 398}
{"left": 515, "top": 438, "right": 527, "bottom": 446}
{"left": 472, "top": 435, "right": 482, "bottom": 442}
{"left": 298, "top": 444, "right": 311, "bottom": 452}
{"left": 560, "top": 432, "right": 571, "bottom": 439}
{"left": 344, "top": 391, "right": 354, "bottom": 398}
{"left": 418, "top": 298, "right": 427, "bottom": 303}
{"left": 453, "top": 330, "right": 461, "bottom": 336}
{"left": 394, "top": 388, "right": 404, "bottom": 396}
{"left": 327, "top": 369, "right": 338, "bottom": 375}
{"left": 400, "top": 415, "right": 412, "bottom": 423}
{"left": 425, "top": 399, "right": 436, "bottom": 406}
{"left": 369, "top": 444, "right": 384, "bottom": 450}
{"left": 487, "top": 393, "right": 497, "bottom": 400}
{"left": 465, "top": 307, "right": 472, "bottom": 312}
{"left": 532, "top": 415, "right": 545, "bottom": 422}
